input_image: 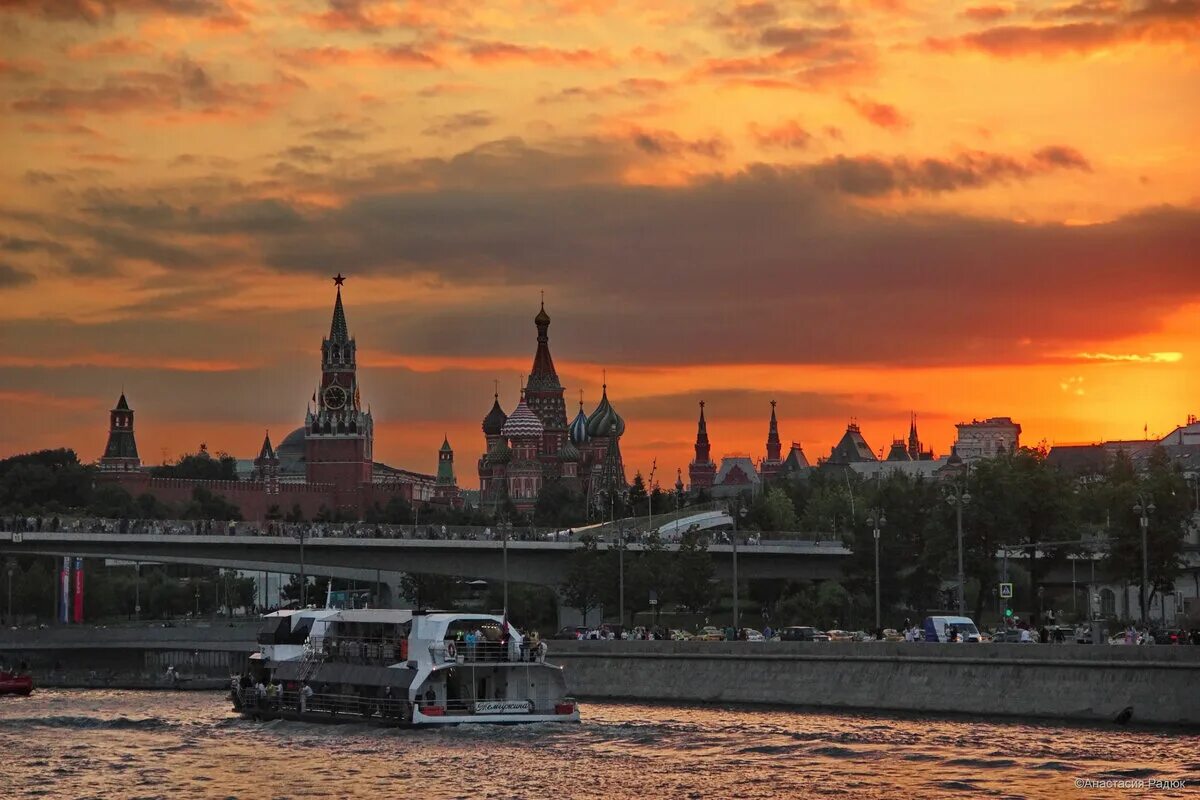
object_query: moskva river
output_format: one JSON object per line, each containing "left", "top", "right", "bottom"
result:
{"left": 1, "top": 690, "right": 1196, "bottom": 799}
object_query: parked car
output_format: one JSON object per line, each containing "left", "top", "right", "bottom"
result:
{"left": 881, "top": 628, "right": 904, "bottom": 642}
{"left": 922, "top": 616, "right": 982, "bottom": 642}
{"left": 694, "top": 626, "right": 725, "bottom": 641}
{"left": 741, "top": 628, "right": 765, "bottom": 642}
{"left": 826, "top": 630, "right": 854, "bottom": 641}
{"left": 778, "top": 626, "right": 830, "bottom": 642}
{"left": 670, "top": 629, "right": 693, "bottom": 641}
{"left": 991, "top": 628, "right": 1022, "bottom": 643}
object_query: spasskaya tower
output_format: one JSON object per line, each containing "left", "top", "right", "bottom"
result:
{"left": 305, "top": 273, "right": 373, "bottom": 493}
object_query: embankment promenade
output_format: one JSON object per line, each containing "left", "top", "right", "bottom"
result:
{"left": 3, "top": 626, "right": 1197, "bottom": 726}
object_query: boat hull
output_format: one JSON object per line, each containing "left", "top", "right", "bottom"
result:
{"left": 0, "top": 677, "right": 33, "bottom": 697}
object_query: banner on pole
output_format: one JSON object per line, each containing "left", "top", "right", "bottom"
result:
{"left": 60, "top": 557, "right": 70, "bottom": 624}
{"left": 73, "top": 557, "right": 84, "bottom": 623}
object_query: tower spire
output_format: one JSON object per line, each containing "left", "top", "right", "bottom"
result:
{"left": 329, "top": 274, "right": 349, "bottom": 343}
{"left": 765, "top": 399, "right": 782, "bottom": 464}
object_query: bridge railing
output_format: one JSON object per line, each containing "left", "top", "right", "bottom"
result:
{"left": 1, "top": 513, "right": 850, "bottom": 547}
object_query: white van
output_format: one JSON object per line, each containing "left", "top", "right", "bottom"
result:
{"left": 922, "top": 616, "right": 982, "bottom": 642}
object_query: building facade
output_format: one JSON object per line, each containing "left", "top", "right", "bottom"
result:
{"left": 954, "top": 417, "right": 1022, "bottom": 462}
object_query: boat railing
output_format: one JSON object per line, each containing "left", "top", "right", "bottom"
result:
{"left": 320, "top": 636, "right": 407, "bottom": 665}
{"left": 236, "top": 688, "right": 573, "bottom": 719}
{"left": 434, "top": 638, "right": 548, "bottom": 665}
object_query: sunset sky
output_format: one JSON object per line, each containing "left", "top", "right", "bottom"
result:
{"left": 1, "top": 0, "right": 1198, "bottom": 484}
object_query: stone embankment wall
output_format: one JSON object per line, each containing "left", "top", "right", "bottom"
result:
{"left": 6, "top": 627, "right": 1198, "bottom": 726}
{"left": 548, "top": 640, "right": 1200, "bottom": 727}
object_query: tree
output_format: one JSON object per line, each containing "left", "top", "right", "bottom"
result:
{"left": 150, "top": 450, "right": 238, "bottom": 481}
{"left": 0, "top": 449, "right": 94, "bottom": 513}
{"left": 486, "top": 583, "right": 557, "bottom": 632}
{"left": 560, "top": 534, "right": 603, "bottom": 626}
{"left": 1104, "top": 446, "right": 1190, "bottom": 622}
{"left": 181, "top": 487, "right": 242, "bottom": 521}
{"left": 750, "top": 487, "right": 799, "bottom": 532}
{"left": 627, "top": 472, "right": 648, "bottom": 517}
{"left": 674, "top": 528, "right": 717, "bottom": 614}
{"left": 398, "top": 572, "right": 460, "bottom": 609}
{"left": 533, "top": 479, "right": 586, "bottom": 527}
{"left": 281, "top": 574, "right": 330, "bottom": 607}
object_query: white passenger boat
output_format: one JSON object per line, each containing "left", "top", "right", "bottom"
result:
{"left": 232, "top": 608, "right": 580, "bottom": 726}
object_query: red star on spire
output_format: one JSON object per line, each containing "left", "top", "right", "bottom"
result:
{"left": 333, "top": 272, "right": 346, "bottom": 286}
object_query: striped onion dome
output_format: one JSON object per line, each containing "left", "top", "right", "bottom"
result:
{"left": 501, "top": 397, "right": 545, "bottom": 440}
{"left": 585, "top": 384, "right": 625, "bottom": 438}
{"left": 569, "top": 406, "right": 590, "bottom": 446}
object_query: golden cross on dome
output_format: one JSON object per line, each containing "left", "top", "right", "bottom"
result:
{"left": 333, "top": 273, "right": 346, "bottom": 286}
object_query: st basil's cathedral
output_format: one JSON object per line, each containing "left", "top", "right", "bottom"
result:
{"left": 478, "top": 302, "right": 627, "bottom": 514}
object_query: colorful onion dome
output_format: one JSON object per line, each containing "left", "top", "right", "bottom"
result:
{"left": 501, "top": 396, "right": 545, "bottom": 439}
{"left": 569, "top": 406, "right": 590, "bottom": 446}
{"left": 585, "top": 383, "right": 625, "bottom": 438}
{"left": 558, "top": 439, "right": 580, "bottom": 462}
{"left": 482, "top": 395, "right": 507, "bottom": 436}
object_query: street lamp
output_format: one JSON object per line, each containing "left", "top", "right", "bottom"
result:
{"left": 730, "top": 500, "right": 748, "bottom": 632}
{"left": 866, "top": 508, "right": 886, "bottom": 630}
{"left": 945, "top": 484, "right": 972, "bottom": 616}
{"left": 1133, "top": 494, "right": 1155, "bottom": 626}
{"left": 298, "top": 525, "right": 307, "bottom": 608}
{"left": 500, "top": 519, "right": 512, "bottom": 617}
{"left": 617, "top": 519, "right": 625, "bottom": 628}
{"left": 6, "top": 562, "right": 14, "bottom": 627}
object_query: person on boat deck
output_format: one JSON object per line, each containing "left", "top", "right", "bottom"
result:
{"left": 383, "top": 685, "right": 394, "bottom": 716}
{"left": 300, "top": 682, "right": 313, "bottom": 713}
{"left": 424, "top": 687, "right": 436, "bottom": 706}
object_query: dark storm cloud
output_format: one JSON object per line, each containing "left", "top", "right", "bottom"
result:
{"left": 0, "top": 262, "right": 36, "bottom": 288}
{"left": 28, "top": 138, "right": 1200, "bottom": 368}
{"left": 0, "top": 0, "right": 237, "bottom": 25}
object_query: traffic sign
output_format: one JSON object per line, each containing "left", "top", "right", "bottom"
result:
{"left": 999, "top": 583, "right": 1013, "bottom": 599}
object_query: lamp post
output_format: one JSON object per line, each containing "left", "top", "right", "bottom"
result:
{"left": 6, "top": 562, "right": 14, "bottom": 627}
{"left": 134, "top": 561, "right": 141, "bottom": 620}
{"left": 501, "top": 519, "right": 512, "bottom": 617}
{"left": 1133, "top": 493, "right": 1155, "bottom": 626}
{"left": 945, "top": 484, "right": 972, "bottom": 616}
{"left": 866, "top": 508, "right": 886, "bottom": 629}
{"left": 730, "top": 500, "right": 748, "bottom": 631}
{"left": 298, "top": 525, "right": 307, "bottom": 608}
{"left": 617, "top": 519, "right": 625, "bottom": 628}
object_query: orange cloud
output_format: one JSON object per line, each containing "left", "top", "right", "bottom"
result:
{"left": 929, "top": 1, "right": 1200, "bottom": 57}
{"left": 282, "top": 45, "right": 442, "bottom": 69}
{"left": 747, "top": 120, "right": 813, "bottom": 149}
{"left": 465, "top": 41, "right": 615, "bottom": 67}
{"left": 845, "top": 96, "right": 911, "bottom": 130}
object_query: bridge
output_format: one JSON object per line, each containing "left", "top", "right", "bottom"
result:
{"left": 0, "top": 528, "right": 852, "bottom": 592}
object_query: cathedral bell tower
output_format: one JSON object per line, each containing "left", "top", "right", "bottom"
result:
{"left": 305, "top": 274, "right": 374, "bottom": 494}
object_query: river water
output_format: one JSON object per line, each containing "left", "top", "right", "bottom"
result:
{"left": 0, "top": 690, "right": 1196, "bottom": 799}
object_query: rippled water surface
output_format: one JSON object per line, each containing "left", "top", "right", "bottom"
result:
{"left": 1, "top": 690, "right": 1196, "bottom": 799}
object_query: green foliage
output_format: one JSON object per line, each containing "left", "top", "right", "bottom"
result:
{"left": 181, "top": 487, "right": 242, "bottom": 521}
{"left": 673, "top": 528, "right": 717, "bottom": 613}
{"left": 0, "top": 449, "right": 93, "bottom": 513}
{"left": 150, "top": 450, "right": 238, "bottom": 481}
{"left": 750, "top": 487, "right": 799, "bottom": 531}
{"left": 559, "top": 534, "right": 603, "bottom": 625}
{"left": 1102, "top": 446, "right": 1190, "bottom": 617}
{"left": 627, "top": 472, "right": 648, "bottom": 516}
{"left": 486, "top": 582, "right": 557, "bottom": 632}
{"left": 533, "top": 479, "right": 586, "bottom": 527}
{"left": 397, "top": 572, "right": 460, "bottom": 609}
